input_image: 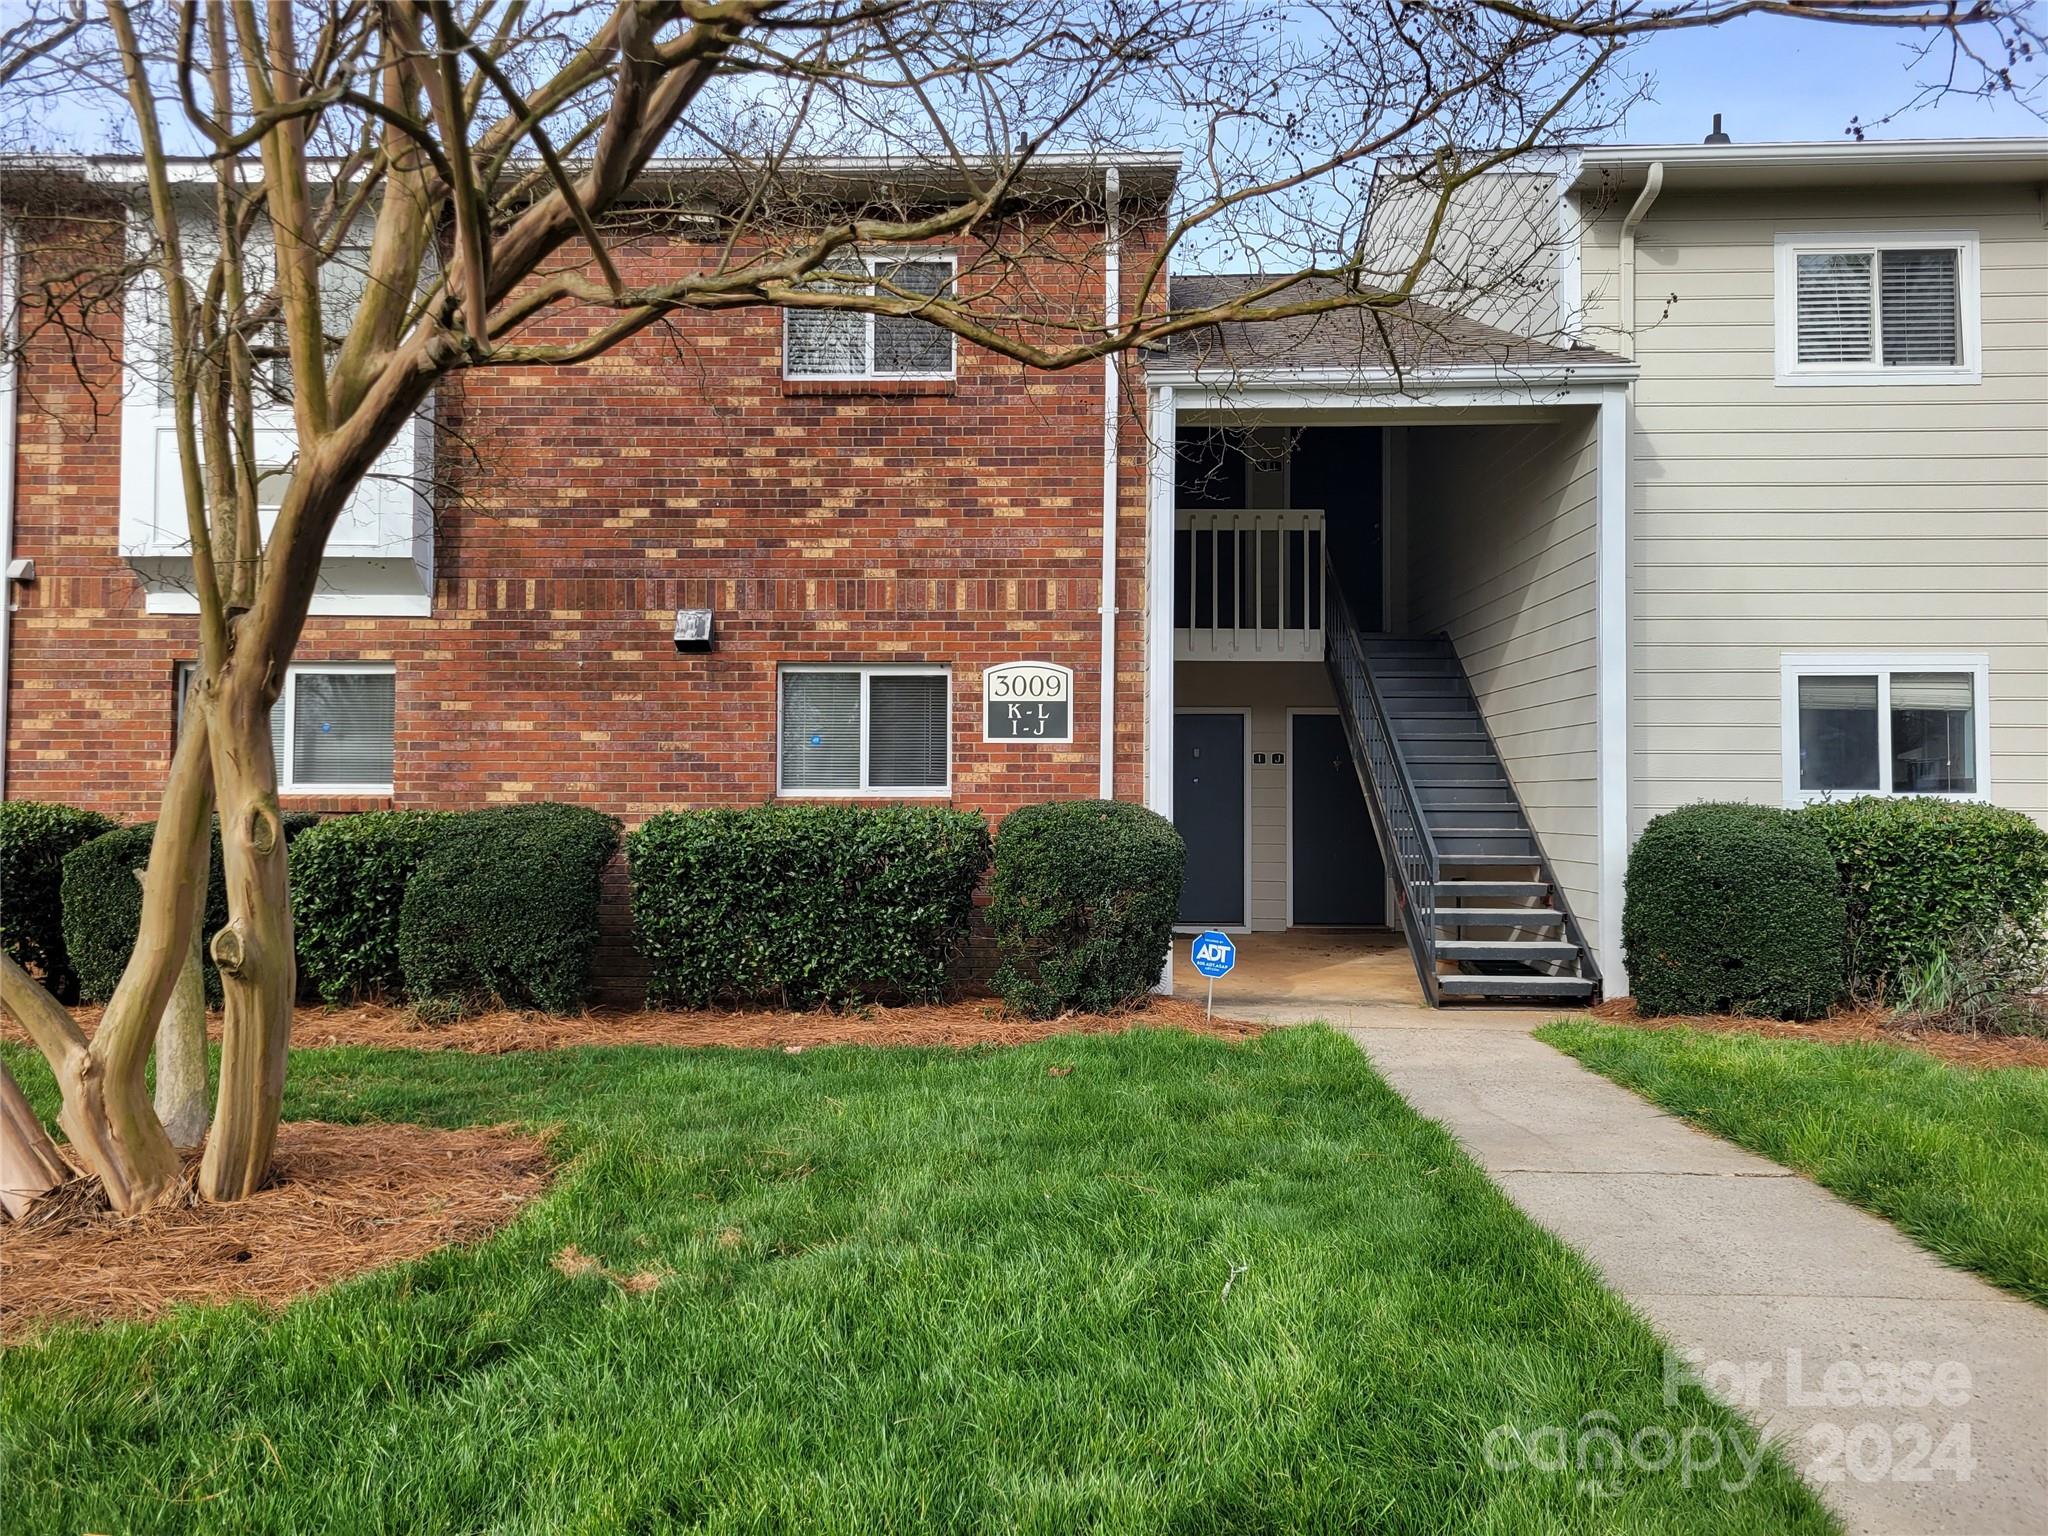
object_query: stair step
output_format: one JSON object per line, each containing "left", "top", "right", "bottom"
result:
{"left": 1430, "top": 880, "right": 1549, "bottom": 900}
{"left": 1406, "top": 744, "right": 1496, "bottom": 761}
{"left": 1438, "top": 940, "right": 1580, "bottom": 962}
{"left": 1399, "top": 725, "right": 1488, "bottom": 739}
{"left": 1431, "top": 907, "right": 1565, "bottom": 927}
{"left": 1434, "top": 834, "right": 1538, "bottom": 855}
{"left": 1418, "top": 787, "right": 1515, "bottom": 808}
{"left": 1437, "top": 853, "right": 1543, "bottom": 869}
{"left": 1427, "top": 811, "right": 1527, "bottom": 830}
{"left": 1439, "top": 974, "right": 1595, "bottom": 999}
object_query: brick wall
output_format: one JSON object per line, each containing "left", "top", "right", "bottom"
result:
{"left": 5, "top": 213, "right": 1160, "bottom": 831}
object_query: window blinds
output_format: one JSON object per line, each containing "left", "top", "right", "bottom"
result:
{"left": 867, "top": 674, "right": 947, "bottom": 788}
{"left": 1797, "top": 675, "right": 1878, "bottom": 712}
{"left": 1795, "top": 252, "right": 1873, "bottom": 364}
{"left": 1878, "top": 249, "right": 1961, "bottom": 367}
{"left": 872, "top": 260, "right": 953, "bottom": 374}
{"left": 1889, "top": 672, "right": 1973, "bottom": 712}
{"left": 291, "top": 671, "right": 395, "bottom": 786}
{"left": 780, "top": 671, "right": 861, "bottom": 789}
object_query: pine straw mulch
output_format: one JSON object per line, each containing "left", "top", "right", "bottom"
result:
{"left": 0, "top": 1121, "right": 552, "bottom": 1340}
{"left": 46, "top": 995, "right": 1266, "bottom": 1055}
{"left": 1584, "top": 997, "right": 2048, "bottom": 1071}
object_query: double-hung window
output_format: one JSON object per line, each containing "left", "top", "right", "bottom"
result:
{"left": 1782, "top": 654, "right": 1989, "bottom": 802}
{"left": 782, "top": 252, "right": 955, "bottom": 380}
{"left": 778, "top": 666, "right": 950, "bottom": 795}
{"left": 177, "top": 661, "right": 396, "bottom": 795}
{"left": 1775, "top": 233, "right": 1979, "bottom": 384}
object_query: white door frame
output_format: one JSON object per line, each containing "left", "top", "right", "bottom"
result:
{"left": 1171, "top": 706, "right": 1253, "bottom": 934}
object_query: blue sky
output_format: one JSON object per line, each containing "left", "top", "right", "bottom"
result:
{"left": 1610, "top": 16, "right": 2045, "bottom": 142}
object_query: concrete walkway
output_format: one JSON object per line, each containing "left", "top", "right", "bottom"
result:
{"left": 1342, "top": 1021, "right": 2048, "bottom": 1536}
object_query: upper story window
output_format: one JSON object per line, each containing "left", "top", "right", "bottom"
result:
{"left": 782, "top": 252, "right": 955, "bottom": 380}
{"left": 1782, "top": 653, "right": 1989, "bottom": 804}
{"left": 1775, "top": 233, "right": 1979, "bottom": 386}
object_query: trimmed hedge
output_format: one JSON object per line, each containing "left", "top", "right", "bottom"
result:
{"left": 60, "top": 813, "right": 319, "bottom": 1005}
{"left": 1622, "top": 802, "right": 1845, "bottom": 1020}
{"left": 629, "top": 804, "right": 990, "bottom": 1009}
{"left": 0, "top": 801, "right": 117, "bottom": 1001}
{"left": 290, "top": 811, "right": 454, "bottom": 1004}
{"left": 989, "top": 800, "right": 1184, "bottom": 1018}
{"left": 1799, "top": 796, "right": 2048, "bottom": 995}
{"left": 398, "top": 803, "right": 619, "bottom": 1015}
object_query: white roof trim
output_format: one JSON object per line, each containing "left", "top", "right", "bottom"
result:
{"left": 1142, "top": 359, "right": 1639, "bottom": 388}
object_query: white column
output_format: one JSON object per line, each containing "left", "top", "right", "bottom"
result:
{"left": 1594, "top": 383, "right": 1630, "bottom": 993}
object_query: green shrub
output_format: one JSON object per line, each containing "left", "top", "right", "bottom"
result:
{"left": 0, "top": 801, "right": 117, "bottom": 1001}
{"left": 398, "top": 803, "right": 619, "bottom": 1015}
{"left": 989, "top": 800, "right": 1184, "bottom": 1019}
{"left": 1798, "top": 797, "right": 2048, "bottom": 997}
{"left": 290, "top": 811, "right": 453, "bottom": 1004}
{"left": 629, "top": 804, "right": 990, "bottom": 1009}
{"left": 1622, "top": 802, "right": 1845, "bottom": 1020}
{"left": 61, "top": 813, "right": 319, "bottom": 1006}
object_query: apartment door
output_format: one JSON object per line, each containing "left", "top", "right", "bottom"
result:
{"left": 1290, "top": 711, "right": 1385, "bottom": 925}
{"left": 1173, "top": 711, "right": 1246, "bottom": 926}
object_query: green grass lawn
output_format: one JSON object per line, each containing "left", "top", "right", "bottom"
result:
{"left": 1539, "top": 1019, "right": 2048, "bottom": 1307}
{"left": 2, "top": 1026, "right": 1832, "bottom": 1534}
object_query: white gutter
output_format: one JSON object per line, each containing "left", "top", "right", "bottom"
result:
{"left": 1618, "top": 161, "right": 1664, "bottom": 361}
{"left": 0, "top": 222, "right": 16, "bottom": 798}
{"left": 1099, "top": 166, "right": 1121, "bottom": 799}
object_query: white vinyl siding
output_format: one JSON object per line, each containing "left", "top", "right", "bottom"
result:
{"left": 1580, "top": 182, "right": 2046, "bottom": 835}
{"left": 1774, "top": 231, "right": 1979, "bottom": 384}
{"left": 782, "top": 253, "right": 955, "bottom": 380}
{"left": 177, "top": 662, "right": 396, "bottom": 794}
{"left": 778, "top": 666, "right": 950, "bottom": 795}
{"left": 1782, "top": 654, "right": 1990, "bottom": 803}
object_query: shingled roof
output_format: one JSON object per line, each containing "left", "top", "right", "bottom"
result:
{"left": 1162, "top": 274, "right": 1626, "bottom": 375}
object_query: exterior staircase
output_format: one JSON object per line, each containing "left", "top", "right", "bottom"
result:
{"left": 1324, "top": 579, "right": 1600, "bottom": 1005}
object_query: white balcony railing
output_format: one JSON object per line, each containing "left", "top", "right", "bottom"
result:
{"left": 1173, "top": 507, "right": 1325, "bottom": 662}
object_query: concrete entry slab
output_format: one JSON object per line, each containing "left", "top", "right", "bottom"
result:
{"left": 1171, "top": 929, "right": 1424, "bottom": 1025}
{"left": 1345, "top": 1022, "right": 2048, "bottom": 1536}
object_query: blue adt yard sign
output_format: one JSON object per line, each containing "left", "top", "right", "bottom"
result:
{"left": 1190, "top": 931, "right": 1235, "bottom": 979}
{"left": 1190, "top": 929, "right": 1235, "bottom": 1023}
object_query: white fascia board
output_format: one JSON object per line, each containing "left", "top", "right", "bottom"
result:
{"left": 1572, "top": 137, "right": 2048, "bottom": 187}
{"left": 1139, "top": 361, "right": 1638, "bottom": 392}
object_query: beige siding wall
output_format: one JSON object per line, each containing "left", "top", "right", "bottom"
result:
{"left": 1580, "top": 183, "right": 2048, "bottom": 830}
{"left": 1176, "top": 661, "right": 1358, "bottom": 931}
{"left": 1365, "top": 170, "right": 1567, "bottom": 340}
{"left": 1402, "top": 412, "right": 1604, "bottom": 947}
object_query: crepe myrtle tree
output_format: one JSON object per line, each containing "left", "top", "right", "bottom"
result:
{"left": 0, "top": 0, "right": 2035, "bottom": 1215}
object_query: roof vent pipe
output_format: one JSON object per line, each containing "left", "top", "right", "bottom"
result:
{"left": 1704, "top": 113, "right": 1731, "bottom": 145}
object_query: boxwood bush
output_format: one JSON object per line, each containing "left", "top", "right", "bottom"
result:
{"left": 398, "top": 803, "right": 619, "bottom": 1015}
{"left": 61, "top": 813, "right": 319, "bottom": 1006}
{"left": 0, "top": 801, "right": 117, "bottom": 1001}
{"left": 290, "top": 810, "right": 453, "bottom": 1004}
{"left": 989, "top": 800, "right": 1184, "bottom": 1018}
{"left": 629, "top": 803, "right": 990, "bottom": 1009}
{"left": 1622, "top": 802, "right": 1845, "bottom": 1020}
{"left": 1798, "top": 796, "right": 2048, "bottom": 996}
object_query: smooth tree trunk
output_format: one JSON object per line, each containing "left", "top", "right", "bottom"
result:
{"left": 0, "top": 1061, "right": 71, "bottom": 1220}
{"left": 198, "top": 671, "right": 296, "bottom": 1202}
{"left": 0, "top": 712, "right": 218, "bottom": 1214}
{"left": 137, "top": 864, "right": 212, "bottom": 1150}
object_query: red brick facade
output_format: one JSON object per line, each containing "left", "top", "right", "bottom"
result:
{"left": 3, "top": 210, "right": 1162, "bottom": 828}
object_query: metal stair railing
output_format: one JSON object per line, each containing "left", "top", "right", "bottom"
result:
{"left": 1323, "top": 562, "right": 1442, "bottom": 1005}
{"left": 1424, "top": 630, "right": 1604, "bottom": 996}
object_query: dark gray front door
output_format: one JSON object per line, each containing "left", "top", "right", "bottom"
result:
{"left": 1291, "top": 712, "right": 1385, "bottom": 926}
{"left": 1173, "top": 712, "right": 1244, "bottom": 925}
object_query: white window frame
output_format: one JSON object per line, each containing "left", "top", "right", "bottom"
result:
{"left": 177, "top": 660, "right": 397, "bottom": 796}
{"left": 780, "top": 251, "right": 957, "bottom": 383}
{"left": 1773, "top": 231, "right": 1981, "bottom": 387}
{"left": 1780, "top": 652, "right": 1990, "bottom": 805}
{"left": 776, "top": 664, "right": 952, "bottom": 797}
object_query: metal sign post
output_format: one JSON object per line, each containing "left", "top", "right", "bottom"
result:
{"left": 1189, "top": 930, "right": 1236, "bottom": 1023}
